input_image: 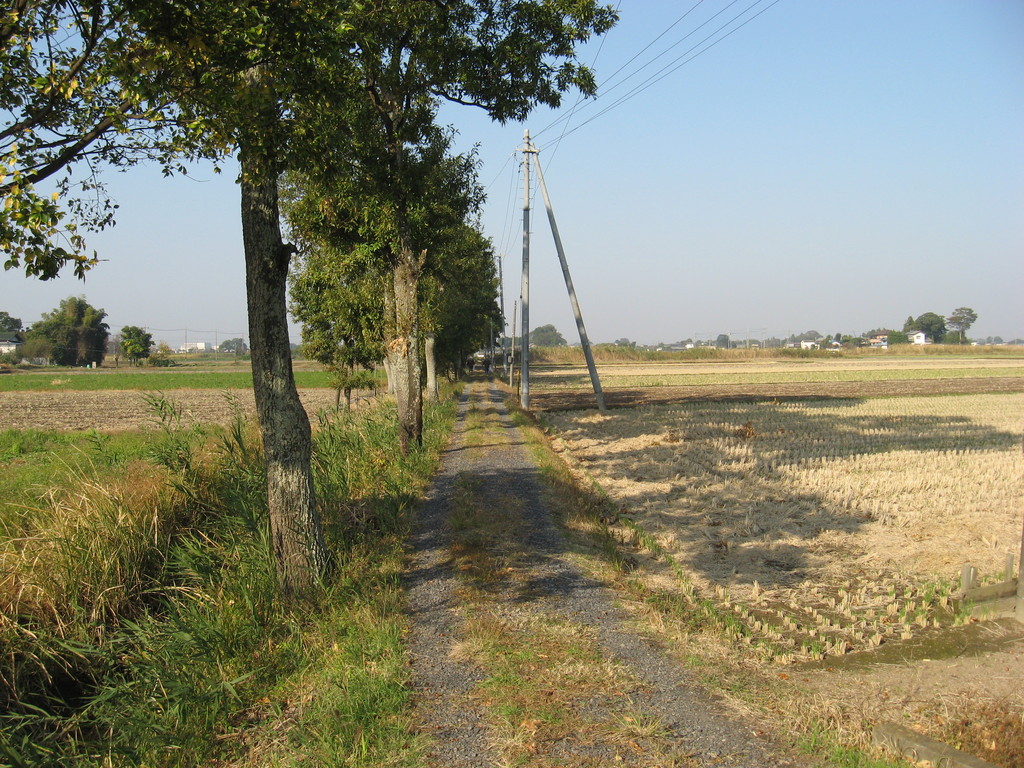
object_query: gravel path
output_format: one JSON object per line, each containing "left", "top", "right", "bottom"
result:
{"left": 405, "top": 381, "right": 805, "bottom": 767}
{"left": 405, "top": 386, "right": 496, "bottom": 767}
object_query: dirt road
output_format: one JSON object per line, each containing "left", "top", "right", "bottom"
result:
{"left": 405, "top": 381, "right": 806, "bottom": 767}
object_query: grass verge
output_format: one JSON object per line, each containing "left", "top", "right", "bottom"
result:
{"left": 0, "top": 391, "right": 455, "bottom": 767}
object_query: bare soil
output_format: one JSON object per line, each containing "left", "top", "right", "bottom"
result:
{"left": 0, "top": 388, "right": 371, "bottom": 432}
{"left": 531, "top": 376, "right": 1024, "bottom": 411}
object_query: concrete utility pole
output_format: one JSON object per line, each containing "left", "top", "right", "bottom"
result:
{"left": 520, "top": 130, "right": 532, "bottom": 410}
{"left": 497, "top": 254, "right": 507, "bottom": 375}
{"left": 529, "top": 138, "right": 606, "bottom": 412}
{"left": 510, "top": 300, "right": 517, "bottom": 389}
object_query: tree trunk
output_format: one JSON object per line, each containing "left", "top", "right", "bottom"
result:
{"left": 424, "top": 332, "right": 438, "bottom": 401}
{"left": 381, "top": 356, "right": 395, "bottom": 395}
{"left": 388, "top": 255, "right": 422, "bottom": 455}
{"left": 240, "top": 147, "right": 330, "bottom": 597}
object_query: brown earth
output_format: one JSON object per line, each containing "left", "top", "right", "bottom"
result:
{"left": 5, "top": 377, "right": 1021, "bottom": 432}
{"left": 0, "top": 388, "right": 373, "bottom": 432}
{"left": 531, "top": 376, "right": 1024, "bottom": 411}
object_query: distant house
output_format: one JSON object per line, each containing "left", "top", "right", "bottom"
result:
{"left": 0, "top": 333, "right": 23, "bottom": 355}
{"left": 908, "top": 331, "right": 928, "bottom": 345}
{"left": 868, "top": 335, "right": 888, "bottom": 348}
{"left": 178, "top": 341, "right": 211, "bottom": 353}
{"left": 800, "top": 340, "right": 819, "bottom": 350}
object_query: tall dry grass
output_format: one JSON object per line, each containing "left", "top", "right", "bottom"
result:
{"left": 0, "top": 393, "right": 454, "bottom": 767}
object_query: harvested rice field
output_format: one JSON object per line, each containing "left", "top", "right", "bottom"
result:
{"left": 544, "top": 392, "right": 1024, "bottom": 663}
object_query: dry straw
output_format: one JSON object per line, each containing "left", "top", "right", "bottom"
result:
{"left": 547, "top": 393, "right": 1024, "bottom": 660}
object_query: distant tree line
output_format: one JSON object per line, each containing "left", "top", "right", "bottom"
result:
{"left": 1, "top": 299, "right": 253, "bottom": 366}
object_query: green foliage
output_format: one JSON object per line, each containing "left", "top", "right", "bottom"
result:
{"left": 0, "top": 311, "right": 21, "bottom": 332}
{"left": 946, "top": 306, "right": 977, "bottom": 343}
{"left": 887, "top": 331, "right": 910, "bottom": 345}
{"left": 288, "top": 238, "right": 387, "bottom": 379}
{"left": 1, "top": 0, "right": 219, "bottom": 279}
{"left": 531, "top": 324, "right": 567, "bottom": 347}
{"left": 423, "top": 224, "right": 503, "bottom": 373}
{"left": 912, "top": 312, "right": 946, "bottom": 343}
{"left": 217, "top": 337, "right": 247, "bottom": 354}
{"left": 0, "top": 392, "right": 454, "bottom": 766}
{"left": 120, "top": 325, "right": 153, "bottom": 365}
{"left": 18, "top": 333, "right": 51, "bottom": 361}
{"left": 25, "top": 295, "right": 109, "bottom": 366}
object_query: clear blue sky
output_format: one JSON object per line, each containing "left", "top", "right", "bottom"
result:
{"left": 2, "top": 0, "right": 1021, "bottom": 348}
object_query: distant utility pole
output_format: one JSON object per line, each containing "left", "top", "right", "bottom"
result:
{"left": 497, "top": 253, "right": 507, "bottom": 375}
{"left": 528, "top": 136, "right": 605, "bottom": 412}
{"left": 510, "top": 299, "right": 518, "bottom": 389}
{"left": 517, "top": 130, "right": 606, "bottom": 412}
{"left": 520, "top": 130, "right": 532, "bottom": 410}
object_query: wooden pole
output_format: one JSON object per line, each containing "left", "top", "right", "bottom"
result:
{"left": 530, "top": 143, "right": 606, "bottom": 412}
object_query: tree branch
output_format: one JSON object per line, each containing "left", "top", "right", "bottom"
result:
{"left": 0, "top": 101, "right": 132, "bottom": 194}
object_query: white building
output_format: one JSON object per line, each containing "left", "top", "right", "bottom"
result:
{"left": 179, "top": 341, "right": 211, "bottom": 353}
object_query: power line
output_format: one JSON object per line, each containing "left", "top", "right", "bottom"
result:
{"left": 564, "top": 0, "right": 783, "bottom": 140}
{"left": 534, "top": 0, "right": 747, "bottom": 140}
{"left": 534, "top": 0, "right": 782, "bottom": 143}
{"left": 544, "top": 0, "right": 624, "bottom": 171}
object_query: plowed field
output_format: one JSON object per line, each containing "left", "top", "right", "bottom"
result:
{"left": 0, "top": 388, "right": 355, "bottom": 432}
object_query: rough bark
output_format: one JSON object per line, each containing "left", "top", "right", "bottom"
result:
{"left": 382, "top": 356, "right": 395, "bottom": 396}
{"left": 424, "top": 332, "right": 438, "bottom": 401}
{"left": 240, "top": 147, "right": 330, "bottom": 597}
{"left": 389, "top": 254, "right": 422, "bottom": 455}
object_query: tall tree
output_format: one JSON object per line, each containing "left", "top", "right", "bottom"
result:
{"left": 297, "top": 2, "right": 616, "bottom": 453}
{"left": 947, "top": 307, "right": 978, "bottom": 344}
{"left": 289, "top": 240, "right": 387, "bottom": 410}
{"left": 913, "top": 312, "right": 946, "bottom": 343}
{"left": 123, "top": 0, "right": 372, "bottom": 594}
{"left": 0, "top": 311, "right": 21, "bottom": 332}
{"left": 28, "top": 295, "right": 109, "bottom": 366}
{"left": 285, "top": 142, "right": 497, "bottom": 409}
{"left": 5, "top": 0, "right": 616, "bottom": 595}
{"left": 531, "top": 324, "right": 567, "bottom": 347}
{"left": 421, "top": 222, "right": 501, "bottom": 385}
{"left": 120, "top": 325, "right": 152, "bottom": 365}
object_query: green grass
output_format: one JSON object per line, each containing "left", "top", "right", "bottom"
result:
{"left": 0, "top": 368, "right": 342, "bottom": 391}
{"left": 0, "top": 429, "right": 157, "bottom": 524}
{"left": 0, "top": 392, "right": 455, "bottom": 767}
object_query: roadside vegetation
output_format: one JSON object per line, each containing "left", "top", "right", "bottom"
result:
{"left": 0, "top": 393, "right": 455, "bottom": 766}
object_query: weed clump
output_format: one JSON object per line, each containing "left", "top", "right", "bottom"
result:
{"left": 0, "top": 392, "right": 453, "bottom": 766}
